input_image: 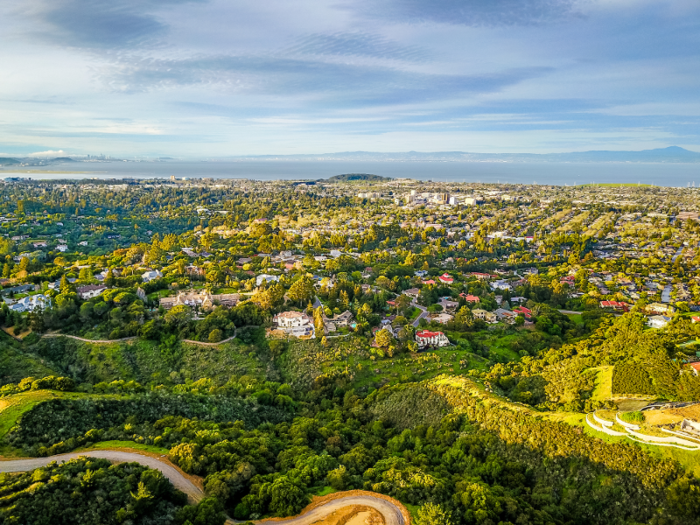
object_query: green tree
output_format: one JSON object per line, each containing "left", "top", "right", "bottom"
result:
{"left": 287, "top": 276, "right": 315, "bottom": 305}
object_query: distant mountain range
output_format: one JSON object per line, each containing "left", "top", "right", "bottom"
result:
{"left": 224, "top": 146, "right": 700, "bottom": 163}
{"left": 1, "top": 147, "right": 700, "bottom": 166}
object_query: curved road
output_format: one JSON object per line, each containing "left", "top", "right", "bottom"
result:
{"left": 0, "top": 450, "right": 203, "bottom": 503}
{"left": 0, "top": 451, "right": 407, "bottom": 525}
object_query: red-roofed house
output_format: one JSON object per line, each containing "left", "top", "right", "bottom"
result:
{"left": 692, "top": 316, "right": 700, "bottom": 324}
{"left": 459, "top": 293, "right": 480, "bottom": 303}
{"left": 600, "top": 300, "right": 630, "bottom": 311}
{"left": 422, "top": 279, "right": 436, "bottom": 286}
{"left": 471, "top": 272, "right": 492, "bottom": 280}
{"left": 439, "top": 273, "right": 454, "bottom": 284}
{"left": 415, "top": 330, "right": 450, "bottom": 349}
{"left": 513, "top": 306, "right": 532, "bottom": 319}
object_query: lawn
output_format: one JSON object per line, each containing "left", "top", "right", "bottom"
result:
{"left": 591, "top": 366, "right": 613, "bottom": 402}
{"left": 77, "top": 440, "right": 169, "bottom": 456}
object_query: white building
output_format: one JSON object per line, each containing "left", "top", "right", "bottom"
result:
{"left": 256, "top": 274, "right": 280, "bottom": 286}
{"left": 9, "top": 294, "right": 51, "bottom": 312}
{"left": 647, "top": 315, "right": 671, "bottom": 329}
{"left": 56, "top": 244, "right": 69, "bottom": 252}
{"left": 273, "top": 311, "right": 312, "bottom": 328}
{"left": 77, "top": 285, "right": 107, "bottom": 300}
{"left": 415, "top": 330, "right": 450, "bottom": 349}
{"left": 272, "top": 311, "right": 315, "bottom": 338}
{"left": 141, "top": 270, "right": 163, "bottom": 282}
{"left": 491, "top": 280, "right": 513, "bottom": 291}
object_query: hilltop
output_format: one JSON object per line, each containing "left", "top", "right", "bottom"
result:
{"left": 326, "top": 173, "right": 391, "bottom": 182}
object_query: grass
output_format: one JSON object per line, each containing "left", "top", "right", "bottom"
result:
{"left": 311, "top": 486, "right": 338, "bottom": 497}
{"left": 77, "top": 440, "right": 169, "bottom": 455}
{"left": 591, "top": 366, "right": 613, "bottom": 402}
{"left": 568, "top": 313, "right": 584, "bottom": 325}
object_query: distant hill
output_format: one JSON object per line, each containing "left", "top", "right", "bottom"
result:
{"left": 225, "top": 146, "right": 700, "bottom": 163}
{"left": 52, "top": 157, "right": 76, "bottom": 162}
{"left": 326, "top": 173, "right": 391, "bottom": 182}
{"left": 0, "top": 158, "right": 19, "bottom": 166}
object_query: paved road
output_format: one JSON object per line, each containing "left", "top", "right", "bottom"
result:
{"left": 412, "top": 301, "right": 428, "bottom": 327}
{"left": 558, "top": 309, "right": 583, "bottom": 315}
{"left": 0, "top": 452, "right": 407, "bottom": 525}
{"left": 0, "top": 450, "right": 203, "bottom": 503}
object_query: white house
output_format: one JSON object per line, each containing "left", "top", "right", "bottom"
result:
{"left": 77, "top": 284, "right": 107, "bottom": 300}
{"left": 56, "top": 244, "right": 69, "bottom": 252}
{"left": 273, "top": 311, "right": 312, "bottom": 328}
{"left": 491, "top": 280, "right": 512, "bottom": 291}
{"left": 256, "top": 274, "right": 280, "bottom": 287}
{"left": 9, "top": 294, "right": 51, "bottom": 312}
{"left": 647, "top": 315, "right": 671, "bottom": 329}
{"left": 415, "top": 330, "right": 450, "bottom": 349}
{"left": 141, "top": 270, "right": 163, "bottom": 282}
{"left": 272, "top": 311, "right": 314, "bottom": 338}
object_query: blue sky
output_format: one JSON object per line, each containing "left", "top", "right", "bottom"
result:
{"left": 1, "top": 0, "right": 699, "bottom": 157}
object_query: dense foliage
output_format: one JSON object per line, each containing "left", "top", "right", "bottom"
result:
{"left": 0, "top": 458, "right": 193, "bottom": 525}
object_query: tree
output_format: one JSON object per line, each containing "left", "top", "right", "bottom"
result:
{"left": 416, "top": 503, "right": 453, "bottom": 525}
{"left": 269, "top": 476, "right": 308, "bottom": 516}
{"left": 165, "top": 305, "right": 192, "bottom": 328}
{"left": 209, "top": 329, "right": 223, "bottom": 343}
{"left": 287, "top": 276, "right": 314, "bottom": 305}
{"left": 375, "top": 328, "right": 393, "bottom": 348}
{"left": 314, "top": 306, "right": 325, "bottom": 334}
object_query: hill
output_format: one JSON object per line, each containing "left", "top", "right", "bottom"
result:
{"left": 326, "top": 173, "right": 390, "bottom": 182}
{"left": 0, "top": 158, "right": 20, "bottom": 166}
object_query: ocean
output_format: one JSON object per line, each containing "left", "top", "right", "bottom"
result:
{"left": 2, "top": 160, "right": 700, "bottom": 187}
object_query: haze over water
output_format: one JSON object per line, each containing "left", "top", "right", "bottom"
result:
{"left": 2, "top": 161, "right": 700, "bottom": 187}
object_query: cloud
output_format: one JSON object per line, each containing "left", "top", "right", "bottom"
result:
{"left": 27, "top": 149, "right": 66, "bottom": 157}
{"left": 93, "top": 52, "right": 552, "bottom": 108}
{"left": 284, "top": 32, "right": 428, "bottom": 62}
{"left": 354, "top": 0, "right": 585, "bottom": 26}
{"left": 21, "top": 0, "right": 205, "bottom": 48}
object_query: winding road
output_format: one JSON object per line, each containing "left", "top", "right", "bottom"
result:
{"left": 0, "top": 451, "right": 408, "bottom": 525}
{"left": 0, "top": 450, "right": 204, "bottom": 503}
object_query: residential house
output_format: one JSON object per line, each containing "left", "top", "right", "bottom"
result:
{"left": 160, "top": 291, "right": 239, "bottom": 310}
{"left": 600, "top": 300, "right": 630, "bottom": 311}
{"left": 56, "top": 244, "right": 69, "bottom": 252}
{"left": 512, "top": 306, "right": 532, "bottom": 319}
{"left": 8, "top": 294, "right": 51, "bottom": 312}
{"left": 646, "top": 303, "right": 675, "bottom": 316}
{"left": 256, "top": 274, "right": 280, "bottom": 287}
{"left": 77, "top": 284, "right": 107, "bottom": 300}
{"left": 403, "top": 288, "right": 420, "bottom": 299}
{"left": 438, "top": 297, "right": 459, "bottom": 312}
{"left": 141, "top": 270, "right": 163, "bottom": 282}
{"left": 273, "top": 311, "right": 315, "bottom": 338}
{"left": 459, "top": 293, "right": 480, "bottom": 303}
{"left": 647, "top": 315, "right": 671, "bottom": 329}
{"left": 491, "top": 280, "right": 512, "bottom": 291}
{"left": 415, "top": 330, "right": 450, "bottom": 349}
{"left": 472, "top": 308, "right": 498, "bottom": 324}
{"left": 495, "top": 308, "right": 517, "bottom": 324}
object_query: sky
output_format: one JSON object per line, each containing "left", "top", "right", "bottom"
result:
{"left": 1, "top": 0, "right": 699, "bottom": 157}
